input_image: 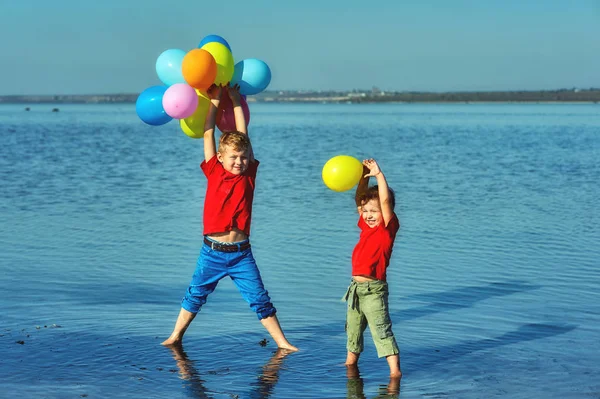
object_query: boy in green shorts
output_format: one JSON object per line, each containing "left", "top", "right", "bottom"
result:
{"left": 343, "top": 158, "right": 402, "bottom": 378}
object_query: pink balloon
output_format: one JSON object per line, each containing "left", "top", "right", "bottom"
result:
{"left": 162, "top": 83, "right": 199, "bottom": 119}
{"left": 216, "top": 93, "right": 250, "bottom": 132}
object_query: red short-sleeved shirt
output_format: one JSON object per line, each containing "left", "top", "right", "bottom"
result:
{"left": 351, "top": 213, "right": 400, "bottom": 281}
{"left": 200, "top": 155, "right": 259, "bottom": 236}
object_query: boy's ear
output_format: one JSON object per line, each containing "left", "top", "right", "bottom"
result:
{"left": 216, "top": 151, "right": 224, "bottom": 162}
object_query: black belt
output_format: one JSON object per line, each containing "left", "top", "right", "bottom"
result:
{"left": 204, "top": 237, "right": 251, "bottom": 252}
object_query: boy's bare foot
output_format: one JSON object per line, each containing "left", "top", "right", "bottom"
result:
{"left": 162, "top": 308, "right": 196, "bottom": 346}
{"left": 260, "top": 315, "right": 298, "bottom": 352}
{"left": 161, "top": 336, "right": 182, "bottom": 346}
{"left": 386, "top": 354, "right": 401, "bottom": 378}
{"left": 388, "top": 375, "right": 401, "bottom": 394}
{"left": 277, "top": 343, "right": 299, "bottom": 352}
{"left": 346, "top": 363, "right": 360, "bottom": 378}
{"left": 345, "top": 351, "right": 360, "bottom": 365}
{"left": 390, "top": 371, "right": 402, "bottom": 379}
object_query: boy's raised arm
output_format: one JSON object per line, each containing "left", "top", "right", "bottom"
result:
{"left": 227, "top": 84, "right": 247, "bottom": 135}
{"left": 363, "top": 159, "right": 393, "bottom": 227}
{"left": 203, "top": 84, "right": 222, "bottom": 162}
{"left": 227, "top": 84, "right": 254, "bottom": 162}
{"left": 355, "top": 164, "right": 370, "bottom": 214}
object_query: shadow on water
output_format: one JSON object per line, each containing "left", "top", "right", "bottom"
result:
{"left": 339, "top": 321, "right": 575, "bottom": 397}
{"left": 346, "top": 364, "right": 401, "bottom": 399}
{"left": 405, "top": 322, "right": 577, "bottom": 373}
{"left": 291, "top": 280, "right": 542, "bottom": 338}
{"left": 167, "top": 344, "right": 292, "bottom": 399}
{"left": 2, "top": 280, "right": 573, "bottom": 398}
{"left": 410, "top": 281, "right": 539, "bottom": 303}
{"left": 1, "top": 323, "right": 295, "bottom": 398}
{"left": 395, "top": 280, "right": 542, "bottom": 322}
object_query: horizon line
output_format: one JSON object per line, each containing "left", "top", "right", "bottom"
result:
{"left": 1, "top": 87, "right": 600, "bottom": 97}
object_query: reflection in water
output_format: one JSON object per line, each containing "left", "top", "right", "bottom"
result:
{"left": 169, "top": 344, "right": 213, "bottom": 399}
{"left": 249, "top": 348, "right": 291, "bottom": 399}
{"left": 346, "top": 364, "right": 401, "bottom": 399}
{"left": 168, "top": 344, "right": 291, "bottom": 399}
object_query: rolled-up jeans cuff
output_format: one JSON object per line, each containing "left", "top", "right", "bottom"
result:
{"left": 257, "top": 307, "right": 277, "bottom": 320}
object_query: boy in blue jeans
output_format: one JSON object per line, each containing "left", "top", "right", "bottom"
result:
{"left": 162, "top": 84, "right": 297, "bottom": 352}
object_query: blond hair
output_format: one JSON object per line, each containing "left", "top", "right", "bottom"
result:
{"left": 218, "top": 131, "right": 250, "bottom": 154}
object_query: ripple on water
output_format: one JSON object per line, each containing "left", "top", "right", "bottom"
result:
{"left": 1, "top": 103, "right": 599, "bottom": 398}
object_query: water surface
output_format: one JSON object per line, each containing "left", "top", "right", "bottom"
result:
{"left": 1, "top": 103, "right": 599, "bottom": 398}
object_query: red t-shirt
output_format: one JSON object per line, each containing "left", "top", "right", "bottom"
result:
{"left": 351, "top": 213, "right": 400, "bottom": 281}
{"left": 200, "top": 155, "right": 259, "bottom": 236}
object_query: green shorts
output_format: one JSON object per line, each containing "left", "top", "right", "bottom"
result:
{"left": 342, "top": 278, "right": 399, "bottom": 358}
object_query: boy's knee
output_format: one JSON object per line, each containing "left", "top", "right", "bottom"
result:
{"left": 374, "top": 320, "right": 394, "bottom": 340}
{"left": 252, "top": 294, "right": 276, "bottom": 319}
{"left": 347, "top": 334, "right": 364, "bottom": 354}
{"left": 181, "top": 286, "right": 210, "bottom": 313}
{"left": 346, "top": 322, "right": 365, "bottom": 353}
{"left": 256, "top": 306, "right": 277, "bottom": 320}
{"left": 242, "top": 287, "right": 276, "bottom": 319}
{"left": 374, "top": 336, "right": 399, "bottom": 358}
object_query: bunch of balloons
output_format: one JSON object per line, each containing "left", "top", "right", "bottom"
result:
{"left": 322, "top": 155, "right": 364, "bottom": 192}
{"left": 136, "top": 35, "right": 272, "bottom": 138}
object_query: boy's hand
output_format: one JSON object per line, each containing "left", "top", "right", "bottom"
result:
{"left": 226, "top": 83, "right": 242, "bottom": 106}
{"left": 362, "top": 159, "right": 382, "bottom": 177}
{"left": 207, "top": 84, "right": 223, "bottom": 101}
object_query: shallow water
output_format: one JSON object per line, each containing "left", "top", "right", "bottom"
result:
{"left": 1, "top": 103, "right": 599, "bottom": 398}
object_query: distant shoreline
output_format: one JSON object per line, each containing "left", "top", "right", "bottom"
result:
{"left": 1, "top": 89, "right": 599, "bottom": 104}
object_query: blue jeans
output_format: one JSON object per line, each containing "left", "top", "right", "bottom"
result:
{"left": 181, "top": 242, "right": 277, "bottom": 320}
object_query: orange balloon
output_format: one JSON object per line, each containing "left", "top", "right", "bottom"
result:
{"left": 182, "top": 49, "right": 217, "bottom": 90}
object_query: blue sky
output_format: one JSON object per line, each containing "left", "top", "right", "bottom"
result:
{"left": 1, "top": 0, "right": 599, "bottom": 95}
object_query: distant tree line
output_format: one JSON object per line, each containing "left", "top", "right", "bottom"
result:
{"left": 255, "top": 88, "right": 600, "bottom": 103}
{"left": 0, "top": 94, "right": 138, "bottom": 104}
{"left": 1, "top": 89, "right": 599, "bottom": 104}
{"left": 360, "top": 89, "right": 600, "bottom": 103}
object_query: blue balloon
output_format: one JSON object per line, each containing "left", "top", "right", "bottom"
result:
{"left": 136, "top": 86, "right": 172, "bottom": 126}
{"left": 231, "top": 59, "right": 272, "bottom": 95}
{"left": 156, "top": 49, "right": 186, "bottom": 86}
{"left": 198, "top": 35, "right": 232, "bottom": 52}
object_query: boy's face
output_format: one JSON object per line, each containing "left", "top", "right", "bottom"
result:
{"left": 361, "top": 199, "right": 383, "bottom": 228}
{"left": 217, "top": 145, "right": 249, "bottom": 175}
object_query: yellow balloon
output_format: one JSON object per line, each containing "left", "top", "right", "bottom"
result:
{"left": 200, "top": 42, "right": 234, "bottom": 85}
{"left": 180, "top": 90, "right": 211, "bottom": 139}
{"left": 322, "top": 155, "right": 363, "bottom": 192}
